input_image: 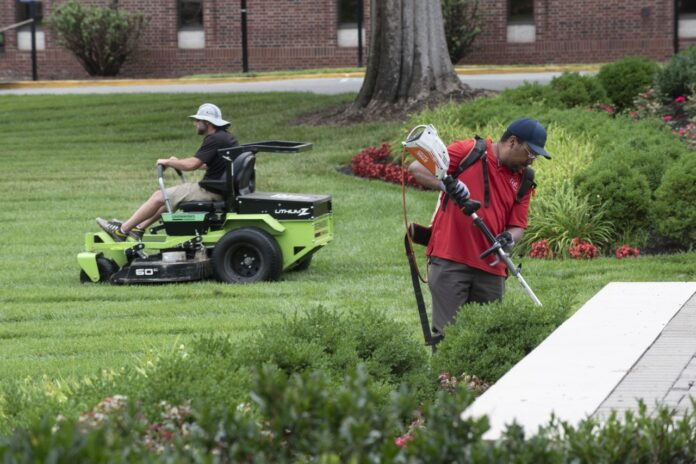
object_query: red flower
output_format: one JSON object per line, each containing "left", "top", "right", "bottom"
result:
{"left": 662, "top": 115, "right": 673, "bottom": 122}
{"left": 676, "top": 96, "right": 686, "bottom": 103}
{"left": 569, "top": 237, "right": 597, "bottom": 259}
{"left": 530, "top": 239, "right": 552, "bottom": 259}
{"left": 395, "top": 434, "right": 414, "bottom": 447}
{"left": 615, "top": 244, "right": 640, "bottom": 259}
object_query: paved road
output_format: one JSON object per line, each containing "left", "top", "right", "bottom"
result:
{"left": 0, "top": 72, "right": 570, "bottom": 95}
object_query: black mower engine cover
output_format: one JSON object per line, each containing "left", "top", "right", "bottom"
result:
{"left": 235, "top": 192, "right": 332, "bottom": 220}
{"left": 111, "top": 249, "right": 212, "bottom": 284}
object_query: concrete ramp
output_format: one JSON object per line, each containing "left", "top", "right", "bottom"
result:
{"left": 461, "top": 282, "right": 696, "bottom": 440}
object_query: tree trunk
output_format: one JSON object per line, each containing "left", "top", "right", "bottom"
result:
{"left": 350, "top": 0, "right": 473, "bottom": 116}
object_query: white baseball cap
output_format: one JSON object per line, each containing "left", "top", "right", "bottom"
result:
{"left": 189, "top": 103, "right": 230, "bottom": 127}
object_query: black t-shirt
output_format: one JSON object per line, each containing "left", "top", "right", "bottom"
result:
{"left": 195, "top": 129, "right": 239, "bottom": 181}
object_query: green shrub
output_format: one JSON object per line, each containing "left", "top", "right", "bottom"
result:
{"left": 522, "top": 180, "right": 615, "bottom": 257}
{"left": 441, "top": 0, "right": 482, "bottom": 63}
{"left": 47, "top": 0, "right": 147, "bottom": 76}
{"left": 656, "top": 46, "right": 696, "bottom": 101}
{"left": 431, "top": 297, "right": 568, "bottom": 383}
{"left": 653, "top": 152, "right": 696, "bottom": 247}
{"left": 598, "top": 57, "right": 660, "bottom": 111}
{"left": 239, "top": 307, "right": 433, "bottom": 399}
{"left": 500, "top": 81, "right": 563, "bottom": 108}
{"left": 575, "top": 157, "right": 652, "bottom": 235}
{"left": 550, "top": 72, "right": 608, "bottom": 108}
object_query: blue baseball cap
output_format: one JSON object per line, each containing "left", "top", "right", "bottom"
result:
{"left": 507, "top": 118, "right": 551, "bottom": 159}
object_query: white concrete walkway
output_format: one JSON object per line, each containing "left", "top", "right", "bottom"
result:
{"left": 461, "top": 282, "right": 696, "bottom": 440}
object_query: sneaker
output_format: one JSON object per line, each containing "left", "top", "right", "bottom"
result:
{"left": 130, "top": 226, "right": 145, "bottom": 242}
{"left": 96, "top": 217, "right": 127, "bottom": 242}
{"left": 110, "top": 219, "right": 144, "bottom": 241}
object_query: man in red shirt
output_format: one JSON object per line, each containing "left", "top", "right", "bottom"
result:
{"left": 408, "top": 118, "right": 551, "bottom": 336}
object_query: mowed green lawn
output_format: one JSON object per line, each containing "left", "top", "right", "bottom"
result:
{"left": 1, "top": 92, "right": 695, "bottom": 386}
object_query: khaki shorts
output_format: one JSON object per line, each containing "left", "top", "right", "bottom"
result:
{"left": 165, "top": 183, "right": 223, "bottom": 210}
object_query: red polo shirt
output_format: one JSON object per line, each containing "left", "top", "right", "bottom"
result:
{"left": 426, "top": 138, "right": 531, "bottom": 277}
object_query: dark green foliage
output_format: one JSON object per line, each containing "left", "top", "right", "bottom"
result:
{"left": 656, "top": 46, "right": 696, "bottom": 101}
{"left": 575, "top": 157, "right": 652, "bottom": 234}
{"left": 47, "top": 0, "right": 147, "bottom": 76}
{"left": 549, "top": 72, "right": 608, "bottom": 108}
{"left": 500, "top": 81, "right": 563, "bottom": 108}
{"left": 431, "top": 298, "right": 568, "bottom": 383}
{"left": 653, "top": 152, "right": 696, "bottom": 247}
{"left": 5, "top": 366, "right": 695, "bottom": 461}
{"left": 441, "top": 0, "right": 482, "bottom": 63}
{"left": 239, "top": 307, "right": 433, "bottom": 399}
{"left": 598, "top": 57, "right": 660, "bottom": 111}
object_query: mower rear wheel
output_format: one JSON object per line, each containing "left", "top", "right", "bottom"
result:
{"left": 212, "top": 228, "right": 283, "bottom": 283}
{"left": 79, "top": 257, "right": 118, "bottom": 283}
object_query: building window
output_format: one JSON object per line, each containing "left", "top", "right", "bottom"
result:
{"left": 178, "top": 0, "right": 204, "bottom": 49}
{"left": 679, "top": 1, "right": 696, "bottom": 38}
{"left": 0, "top": 32, "right": 5, "bottom": 53}
{"left": 337, "top": 0, "right": 364, "bottom": 48}
{"left": 16, "top": 1, "right": 45, "bottom": 51}
{"left": 507, "top": 0, "right": 535, "bottom": 43}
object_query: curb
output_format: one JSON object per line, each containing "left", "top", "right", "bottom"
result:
{"left": 0, "top": 65, "right": 600, "bottom": 90}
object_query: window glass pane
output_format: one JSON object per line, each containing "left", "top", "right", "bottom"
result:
{"left": 338, "top": 0, "right": 361, "bottom": 26}
{"left": 0, "top": 32, "right": 5, "bottom": 51}
{"left": 179, "top": 0, "right": 203, "bottom": 28}
{"left": 679, "top": 0, "right": 696, "bottom": 14}
{"left": 16, "top": 1, "right": 43, "bottom": 26}
{"left": 509, "top": 0, "right": 533, "bottom": 22}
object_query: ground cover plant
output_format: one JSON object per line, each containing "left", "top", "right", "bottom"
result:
{"left": 2, "top": 91, "right": 696, "bottom": 459}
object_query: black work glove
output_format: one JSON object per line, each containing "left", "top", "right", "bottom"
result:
{"left": 441, "top": 177, "right": 470, "bottom": 207}
{"left": 495, "top": 231, "right": 515, "bottom": 253}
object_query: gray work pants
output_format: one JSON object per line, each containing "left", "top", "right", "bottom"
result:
{"left": 428, "top": 256, "right": 505, "bottom": 333}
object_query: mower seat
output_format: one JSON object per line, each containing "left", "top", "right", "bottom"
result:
{"left": 177, "top": 151, "right": 256, "bottom": 213}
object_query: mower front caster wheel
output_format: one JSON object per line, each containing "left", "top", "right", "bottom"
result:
{"left": 212, "top": 228, "right": 283, "bottom": 283}
{"left": 79, "top": 257, "right": 118, "bottom": 284}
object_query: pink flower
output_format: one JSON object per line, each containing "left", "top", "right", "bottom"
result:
{"left": 679, "top": 129, "right": 686, "bottom": 136}
{"left": 676, "top": 96, "right": 686, "bottom": 103}
{"left": 395, "top": 434, "right": 414, "bottom": 447}
{"left": 663, "top": 115, "right": 673, "bottom": 122}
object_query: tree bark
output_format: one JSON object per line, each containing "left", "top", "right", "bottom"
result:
{"left": 350, "top": 0, "right": 473, "bottom": 116}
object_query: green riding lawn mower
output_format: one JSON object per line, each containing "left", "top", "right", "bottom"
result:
{"left": 77, "top": 141, "right": 334, "bottom": 284}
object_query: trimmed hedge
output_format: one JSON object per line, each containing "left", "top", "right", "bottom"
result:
{"left": 656, "top": 46, "right": 696, "bottom": 101}
{"left": 598, "top": 56, "right": 660, "bottom": 111}
{"left": 431, "top": 297, "right": 568, "bottom": 383}
{"left": 653, "top": 152, "right": 696, "bottom": 246}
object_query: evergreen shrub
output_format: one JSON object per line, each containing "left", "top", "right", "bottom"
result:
{"left": 655, "top": 46, "right": 696, "bottom": 100}
{"left": 653, "top": 152, "right": 696, "bottom": 247}
{"left": 549, "top": 72, "right": 608, "bottom": 108}
{"left": 598, "top": 57, "right": 660, "bottom": 111}
{"left": 238, "top": 307, "right": 433, "bottom": 399}
{"left": 575, "top": 158, "right": 651, "bottom": 235}
{"left": 431, "top": 298, "right": 568, "bottom": 383}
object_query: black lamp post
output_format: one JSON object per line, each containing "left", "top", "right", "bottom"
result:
{"left": 241, "top": 0, "right": 249, "bottom": 72}
{"left": 19, "top": 0, "right": 38, "bottom": 80}
{"left": 357, "top": 0, "right": 363, "bottom": 67}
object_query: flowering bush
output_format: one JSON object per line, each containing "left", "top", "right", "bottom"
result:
{"left": 350, "top": 143, "right": 420, "bottom": 187}
{"left": 568, "top": 237, "right": 598, "bottom": 260}
{"left": 615, "top": 244, "right": 640, "bottom": 259}
{"left": 630, "top": 90, "right": 696, "bottom": 148}
{"left": 529, "top": 239, "right": 552, "bottom": 259}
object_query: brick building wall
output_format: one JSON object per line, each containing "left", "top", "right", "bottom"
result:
{"left": 0, "top": 0, "right": 370, "bottom": 80}
{"left": 463, "top": 0, "right": 676, "bottom": 64}
{"left": 0, "top": 0, "right": 693, "bottom": 80}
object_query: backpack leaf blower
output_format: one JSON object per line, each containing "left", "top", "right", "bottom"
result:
{"left": 402, "top": 125, "right": 542, "bottom": 347}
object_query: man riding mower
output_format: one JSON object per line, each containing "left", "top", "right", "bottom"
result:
{"left": 77, "top": 105, "right": 333, "bottom": 284}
